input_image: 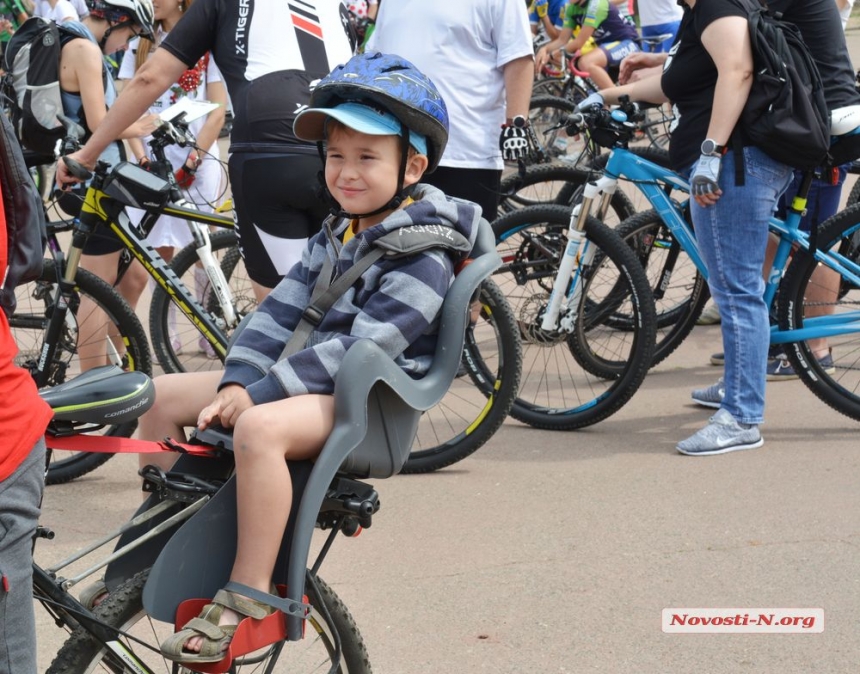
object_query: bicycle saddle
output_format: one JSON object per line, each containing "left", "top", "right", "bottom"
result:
{"left": 830, "top": 105, "right": 860, "bottom": 136}
{"left": 41, "top": 365, "right": 154, "bottom": 425}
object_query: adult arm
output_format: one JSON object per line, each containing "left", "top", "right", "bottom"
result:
{"left": 699, "top": 15, "right": 753, "bottom": 151}
{"left": 503, "top": 55, "right": 534, "bottom": 121}
{"left": 189, "top": 79, "right": 226, "bottom": 164}
{"left": 691, "top": 15, "right": 753, "bottom": 207}
{"left": 56, "top": 48, "right": 189, "bottom": 184}
{"left": 591, "top": 71, "right": 669, "bottom": 106}
{"left": 618, "top": 51, "right": 668, "bottom": 84}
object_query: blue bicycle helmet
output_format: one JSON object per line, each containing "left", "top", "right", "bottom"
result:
{"left": 297, "top": 51, "right": 449, "bottom": 172}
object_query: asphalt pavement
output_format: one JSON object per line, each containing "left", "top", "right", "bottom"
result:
{"left": 33, "top": 31, "right": 860, "bottom": 674}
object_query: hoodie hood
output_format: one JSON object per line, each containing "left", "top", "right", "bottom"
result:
{"left": 332, "top": 184, "right": 482, "bottom": 265}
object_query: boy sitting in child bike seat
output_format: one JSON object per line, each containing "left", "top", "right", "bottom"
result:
{"left": 135, "top": 51, "right": 481, "bottom": 665}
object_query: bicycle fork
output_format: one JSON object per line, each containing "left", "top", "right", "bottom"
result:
{"left": 541, "top": 175, "right": 618, "bottom": 333}
{"left": 183, "top": 217, "right": 237, "bottom": 326}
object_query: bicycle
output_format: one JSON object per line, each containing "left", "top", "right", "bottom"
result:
{"left": 37, "top": 366, "right": 371, "bottom": 674}
{"left": 36, "top": 210, "right": 502, "bottom": 673}
{"left": 557, "top": 100, "right": 860, "bottom": 420}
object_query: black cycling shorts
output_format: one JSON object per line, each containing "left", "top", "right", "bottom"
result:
{"left": 421, "top": 166, "right": 502, "bottom": 222}
{"left": 228, "top": 152, "right": 330, "bottom": 288}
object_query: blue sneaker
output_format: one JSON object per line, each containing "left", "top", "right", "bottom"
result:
{"left": 766, "top": 352, "right": 835, "bottom": 381}
{"left": 677, "top": 409, "right": 763, "bottom": 456}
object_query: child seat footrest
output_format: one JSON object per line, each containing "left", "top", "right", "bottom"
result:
{"left": 173, "top": 584, "right": 309, "bottom": 674}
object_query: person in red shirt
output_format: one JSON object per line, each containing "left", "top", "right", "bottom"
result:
{"left": 0, "top": 190, "right": 53, "bottom": 674}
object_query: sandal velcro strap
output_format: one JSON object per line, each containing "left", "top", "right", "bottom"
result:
{"left": 224, "top": 581, "right": 310, "bottom": 619}
{"left": 212, "top": 589, "right": 271, "bottom": 620}
{"left": 182, "top": 616, "right": 233, "bottom": 640}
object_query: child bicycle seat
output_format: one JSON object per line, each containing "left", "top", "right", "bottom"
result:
{"left": 140, "top": 217, "right": 502, "bottom": 642}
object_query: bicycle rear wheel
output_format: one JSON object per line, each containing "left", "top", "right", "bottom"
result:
{"left": 615, "top": 209, "right": 709, "bottom": 366}
{"left": 149, "top": 230, "right": 255, "bottom": 374}
{"left": 46, "top": 569, "right": 372, "bottom": 674}
{"left": 492, "top": 205, "right": 656, "bottom": 430}
{"left": 406, "top": 279, "right": 521, "bottom": 473}
{"left": 10, "top": 259, "right": 152, "bottom": 484}
{"left": 777, "top": 204, "right": 860, "bottom": 420}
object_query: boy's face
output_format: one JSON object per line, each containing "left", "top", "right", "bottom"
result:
{"left": 325, "top": 125, "right": 428, "bottom": 227}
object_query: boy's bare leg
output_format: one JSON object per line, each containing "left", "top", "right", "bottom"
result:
{"left": 137, "top": 370, "right": 223, "bottom": 474}
{"left": 183, "top": 393, "right": 335, "bottom": 654}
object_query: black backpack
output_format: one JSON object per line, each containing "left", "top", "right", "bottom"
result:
{"left": 0, "top": 110, "right": 48, "bottom": 318}
{"left": 732, "top": 0, "right": 830, "bottom": 172}
{"left": 2, "top": 16, "right": 77, "bottom": 156}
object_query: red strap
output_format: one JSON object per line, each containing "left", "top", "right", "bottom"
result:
{"left": 45, "top": 434, "right": 217, "bottom": 456}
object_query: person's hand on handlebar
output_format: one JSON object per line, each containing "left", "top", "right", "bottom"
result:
{"left": 577, "top": 92, "right": 605, "bottom": 111}
{"left": 618, "top": 52, "right": 668, "bottom": 85}
{"left": 55, "top": 149, "right": 93, "bottom": 189}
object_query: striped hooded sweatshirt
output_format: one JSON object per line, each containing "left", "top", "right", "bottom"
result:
{"left": 220, "top": 184, "right": 481, "bottom": 403}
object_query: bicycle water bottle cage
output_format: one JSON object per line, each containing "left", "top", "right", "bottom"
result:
{"left": 101, "top": 161, "right": 171, "bottom": 210}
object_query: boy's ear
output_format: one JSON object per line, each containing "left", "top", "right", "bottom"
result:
{"left": 403, "top": 152, "right": 430, "bottom": 187}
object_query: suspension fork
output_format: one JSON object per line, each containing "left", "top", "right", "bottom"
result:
{"left": 540, "top": 175, "right": 618, "bottom": 332}
{"left": 176, "top": 203, "right": 238, "bottom": 326}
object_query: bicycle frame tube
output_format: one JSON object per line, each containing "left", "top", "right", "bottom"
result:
{"left": 601, "top": 148, "right": 860, "bottom": 345}
{"left": 78, "top": 186, "right": 229, "bottom": 357}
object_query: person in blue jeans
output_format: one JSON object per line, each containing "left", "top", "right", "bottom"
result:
{"left": 576, "top": 0, "right": 792, "bottom": 455}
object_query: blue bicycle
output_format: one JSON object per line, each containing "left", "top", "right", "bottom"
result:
{"left": 499, "top": 100, "right": 860, "bottom": 420}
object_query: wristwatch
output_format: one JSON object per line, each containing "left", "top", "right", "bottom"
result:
{"left": 700, "top": 139, "right": 725, "bottom": 157}
{"left": 507, "top": 115, "right": 529, "bottom": 129}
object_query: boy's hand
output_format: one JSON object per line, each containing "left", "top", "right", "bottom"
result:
{"left": 197, "top": 385, "right": 253, "bottom": 430}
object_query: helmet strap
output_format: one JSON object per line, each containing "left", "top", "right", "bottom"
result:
{"left": 99, "top": 18, "right": 135, "bottom": 50}
{"left": 315, "top": 125, "right": 412, "bottom": 221}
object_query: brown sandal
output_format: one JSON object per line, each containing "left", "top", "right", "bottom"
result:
{"left": 160, "top": 588, "right": 274, "bottom": 664}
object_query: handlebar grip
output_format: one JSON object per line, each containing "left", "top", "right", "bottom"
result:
{"left": 61, "top": 156, "right": 93, "bottom": 181}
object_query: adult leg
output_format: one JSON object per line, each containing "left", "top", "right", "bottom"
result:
{"left": 692, "top": 147, "right": 792, "bottom": 425}
{"left": 579, "top": 48, "right": 613, "bottom": 90}
{"left": 0, "top": 440, "right": 45, "bottom": 674}
{"left": 228, "top": 152, "right": 328, "bottom": 302}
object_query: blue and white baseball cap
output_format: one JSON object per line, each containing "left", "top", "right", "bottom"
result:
{"left": 294, "top": 101, "right": 428, "bottom": 157}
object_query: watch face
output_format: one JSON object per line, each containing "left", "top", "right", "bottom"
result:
{"left": 512, "top": 115, "right": 527, "bottom": 129}
{"left": 702, "top": 140, "right": 715, "bottom": 155}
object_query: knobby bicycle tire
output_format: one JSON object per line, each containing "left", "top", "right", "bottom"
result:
{"left": 491, "top": 205, "right": 656, "bottom": 430}
{"left": 405, "top": 278, "right": 522, "bottom": 473}
{"left": 46, "top": 569, "right": 372, "bottom": 674}
{"left": 777, "top": 203, "right": 860, "bottom": 421}
{"left": 149, "top": 230, "right": 254, "bottom": 374}
{"left": 614, "top": 209, "right": 710, "bottom": 367}
{"left": 10, "top": 259, "right": 152, "bottom": 485}
{"left": 498, "top": 163, "right": 636, "bottom": 225}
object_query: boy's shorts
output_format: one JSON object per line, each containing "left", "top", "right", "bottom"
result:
{"left": 599, "top": 39, "right": 640, "bottom": 67}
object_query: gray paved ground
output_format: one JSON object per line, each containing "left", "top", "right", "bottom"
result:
{"left": 32, "top": 29, "right": 860, "bottom": 674}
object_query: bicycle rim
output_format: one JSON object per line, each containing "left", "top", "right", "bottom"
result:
{"left": 47, "top": 570, "right": 371, "bottom": 674}
{"left": 777, "top": 205, "right": 860, "bottom": 420}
